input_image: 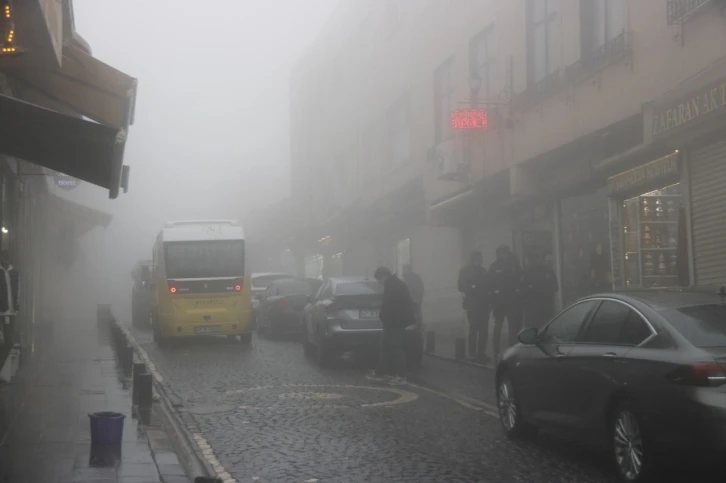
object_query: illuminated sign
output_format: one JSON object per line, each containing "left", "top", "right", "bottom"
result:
{"left": 451, "top": 109, "right": 489, "bottom": 130}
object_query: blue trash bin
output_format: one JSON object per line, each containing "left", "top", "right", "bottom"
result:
{"left": 89, "top": 411, "right": 126, "bottom": 446}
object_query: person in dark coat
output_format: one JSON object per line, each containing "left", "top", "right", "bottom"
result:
{"left": 367, "top": 267, "right": 415, "bottom": 385}
{"left": 402, "top": 264, "right": 424, "bottom": 326}
{"left": 458, "top": 251, "right": 490, "bottom": 362}
{"left": 488, "top": 245, "right": 522, "bottom": 361}
{"left": 521, "top": 250, "right": 559, "bottom": 330}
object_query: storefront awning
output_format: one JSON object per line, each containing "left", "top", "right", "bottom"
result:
{"left": 0, "top": 93, "right": 122, "bottom": 189}
{"left": 9, "top": 44, "right": 137, "bottom": 130}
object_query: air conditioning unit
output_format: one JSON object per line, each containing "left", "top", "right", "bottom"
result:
{"left": 434, "top": 138, "right": 466, "bottom": 181}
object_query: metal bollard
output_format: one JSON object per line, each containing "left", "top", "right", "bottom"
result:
{"left": 137, "top": 373, "right": 153, "bottom": 408}
{"left": 455, "top": 337, "right": 466, "bottom": 360}
{"left": 132, "top": 362, "right": 147, "bottom": 405}
{"left": 121, "top": 344, "right": 134, "bottom": 375}
{"left": 425, "top": 331, "right": 435, "bottom": 353}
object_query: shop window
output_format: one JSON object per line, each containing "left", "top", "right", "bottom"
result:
{"left": 620, "top": 183, "right": 683, "bottom": 288}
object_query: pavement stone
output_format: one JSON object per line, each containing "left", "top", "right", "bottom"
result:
{"left": 129, "top": 326, "right": 726, "bottom": 483}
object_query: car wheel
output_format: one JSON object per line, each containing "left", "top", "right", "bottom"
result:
{"left": 497, "top": 374, "right": 536, "bottom": 438}
{"left": 611, "top": 400, "right": 653, "bottom": 482}
{"left": 239, "top": 333, "right": 252, "bottom": 345}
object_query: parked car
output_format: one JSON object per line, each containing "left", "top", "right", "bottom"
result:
{"left": 302, "top": 276, "right": 423, "bottom": 368}
{"left": 250, "top": 272, "right": 295, "bottom": 327}
{"left": 257, "top": 278, "right": 319, "bottom": 338}
{"left": 495, "top": 287, "right": 726, "bottom": 482}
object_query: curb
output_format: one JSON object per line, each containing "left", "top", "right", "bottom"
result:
{"left": 424, "top": 351, "right": 495, "bottom": 370}
{"left": 118, "top": 324, "right": 217, "bottom": 481}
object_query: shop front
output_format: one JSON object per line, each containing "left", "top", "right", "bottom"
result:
{"left": 643, "top": 66, "right": 726, "bottom": 286}
{"left": 607, "top": 152, "right": 688, "bottom": 289}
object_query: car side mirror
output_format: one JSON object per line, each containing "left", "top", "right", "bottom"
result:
{"left": 517, "top": 327, "right": 539, "bottom": 345}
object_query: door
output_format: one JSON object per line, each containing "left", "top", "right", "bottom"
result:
{"left": 516, "top": 299, "right": 598, "bottom": 426}
{"left": 567, "top": 300, "right": 656, "bottom": 435}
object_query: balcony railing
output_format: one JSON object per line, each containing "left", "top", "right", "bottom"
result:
{"left": 667, "top": 0, "right": 712, "bottom": 25}
{"left": 515, "top": 31, "right": 633, "bottom": 111}
{"left": 564, "top": 31, "right": 633, "bottom": 84}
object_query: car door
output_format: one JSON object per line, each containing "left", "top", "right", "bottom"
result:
{"left": 260, "top": 285, "right": 277, "bottom": 328}
{"left": 516, "top": 299, "right": 598, "bottom": 427}
{"left": 567, "top": 300, "right": 656, "bottom": 437}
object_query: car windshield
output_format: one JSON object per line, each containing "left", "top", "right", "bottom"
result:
{"left": 335, "top": 281, "right": 382, "bottom": 296}
{"left": 253, "top": 274, "right": 293, "bottom": 289}
{"left": 664, "top": 304, "right": 726, "bottom": 348}
{"left": 276, "top": 280, "right": 312, "bottom": 296}
{"left": 164, "top": 241, "right": 244, "bottom": 279}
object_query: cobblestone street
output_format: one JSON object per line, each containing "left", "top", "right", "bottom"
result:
{"left": 128, "top": 327, "right": 629, "bottom": 483}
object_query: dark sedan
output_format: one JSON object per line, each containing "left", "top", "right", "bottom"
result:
{"left": 302, "top": 277, "right": 423, "bottom": 368}
{"left": 257, "top": 278, "right": 319, "bottom": 339}
{"left": 495, "top": 287, "right": 726, "bottom": 482}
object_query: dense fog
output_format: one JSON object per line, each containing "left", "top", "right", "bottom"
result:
{"left": 59, "top": 0, "right": 336, "bottom": 322}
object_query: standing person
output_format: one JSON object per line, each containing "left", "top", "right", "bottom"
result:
{"left": 458, "top": 251, "right": 490, "bottom": 363}
{"left": 521, "top": 250, "right": 559, "bottom": 330}
{"left": 488, "top": 245, "right": 522, "bottom": 361}
{"left": 402, "top": 264, "right": 424, "bottom": 326}
{"left": 367, "top": 267, "right": 414, "bottom": 385}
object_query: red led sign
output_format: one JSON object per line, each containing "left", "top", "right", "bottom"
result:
{"left": 451, "top": 109, "right": 489, "bottom": 130}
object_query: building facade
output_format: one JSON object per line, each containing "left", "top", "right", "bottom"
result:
{"left": 0, "top": 0, "right": 136, "bottom": 375}
{"left": 288, "top": 0, "right": 726, "bottom": 329}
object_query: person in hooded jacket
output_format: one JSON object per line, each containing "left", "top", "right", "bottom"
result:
{"left": 521, "top": 250, "right": 559, "bottom": 330}
{"left": 458, "top": 251, "right": 490, "bottom": 362}
{"left": 488, "top": 245, "right": 522, "bottom": 361}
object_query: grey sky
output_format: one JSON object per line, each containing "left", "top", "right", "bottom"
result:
{"left": 68, "top": 0, "right": 337, "bottom": 315}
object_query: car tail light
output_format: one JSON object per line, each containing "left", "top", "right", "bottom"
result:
{"left": 168, "top": 282, "right": 177, "bottom": 294}
{"left": 235, "top": 279, "right": 243, "bottom": 292}
{"left": 666, "top": 362, "right": 726, "bottom": 387}
{"left": 277, "top": 298, "right": 290, "bottom": 308}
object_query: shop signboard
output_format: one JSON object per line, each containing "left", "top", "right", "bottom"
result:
{"left": 451, "top": 109, "right": 489, "bottom": 130}
{"left": 608, "top": 153, "right": 679, "bottom": 195}
{"left": 53, "top": 172, "right": 79, "bottom": 190}
{"left": 651, "top": 77, "right": 726, "bottom": 138}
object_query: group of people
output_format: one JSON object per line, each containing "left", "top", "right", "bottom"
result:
{"left": 458, "top": 244, "right": 558, "bottom": 364}
{"left": 364, "top": 244, "right": 558, "bottom": 384}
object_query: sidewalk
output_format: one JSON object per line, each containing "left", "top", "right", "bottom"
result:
{"left": 0, "top": 316, "right": 186, "bottom": 483}
{"left": 424, "top": 316, "right": 511, "bottom": 363}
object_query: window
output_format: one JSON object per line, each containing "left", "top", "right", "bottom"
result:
{"left": 318, "top": 281, "right": 333, "bottom": 300}
{"left": 620, "top": 311, "right": 653, "bottom": 346}
{"left": 527, "top": 0, "right": 559, "bottom": 84}
{"left": 388, "top": 96, "right": 410, "bottom": 165}
{"left": 665, "top": 304, "right": 726, "bottom": 348}
{"left": 335, "top": 281, "right": 383, "bottom": 296}
{"left": 542, "top": 300, "right": 597, "bottom": 343}
{"left": 581, "top": 300, "right": 630, "bottom": 344}
{"left": 276, "top": 280, "right": 313, "bottom": 296}
{"left": 470, "top": 26, "right": 497, "bottom": 99}
{"left": 434, "top": 58, "right": 454, "bottom": 144}
{"left": 164, "top": 241, "right": 244, "bottom": 279}
{"left": 386, "top": 0, "right": 401, "bottom": 25}
{"left": 581, "top": 0, "right": 626, "bottom": 54}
